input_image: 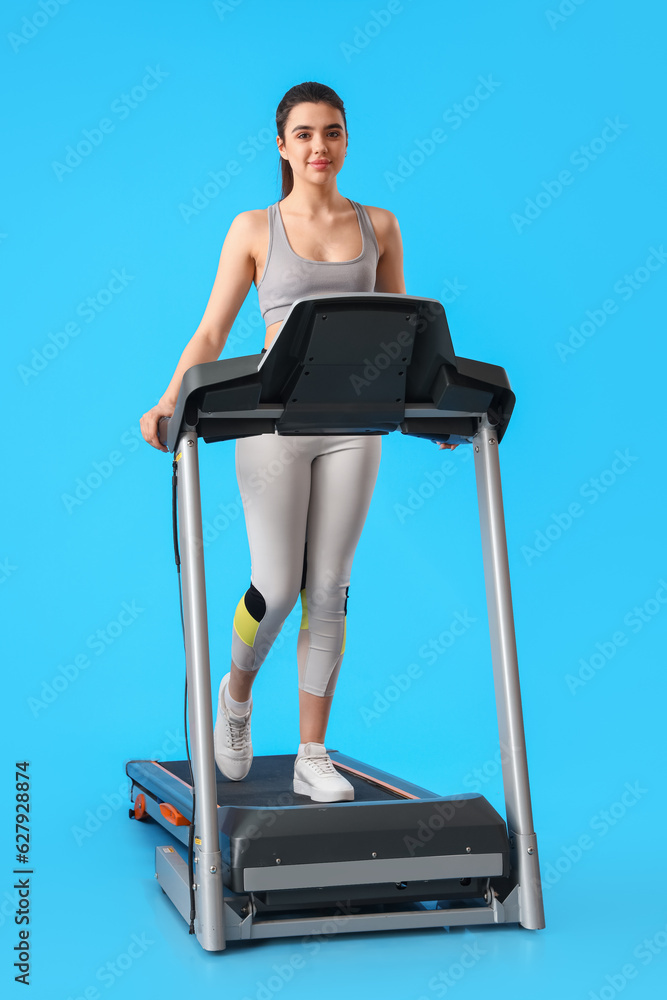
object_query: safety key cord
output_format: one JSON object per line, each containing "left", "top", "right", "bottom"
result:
{"left": 172, "top": 456, "right": 197, "bottom": 934}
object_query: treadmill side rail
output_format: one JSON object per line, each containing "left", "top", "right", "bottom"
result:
{"left": 473, "top": 417, "right": 545, "bottom": 930}
{"left": 177, "top": 431, "right": 226, "bottom": 950}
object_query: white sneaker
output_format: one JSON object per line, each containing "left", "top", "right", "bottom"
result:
{"left": 293, "top": 743, "right": 354, "bottom": 802}
{"left": 214, "top": 673, "right": 252, "bottom": 780}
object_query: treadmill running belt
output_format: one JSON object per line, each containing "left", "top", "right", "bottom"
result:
{"left": 161, "top": 755, "right": 414, "bottom": 806}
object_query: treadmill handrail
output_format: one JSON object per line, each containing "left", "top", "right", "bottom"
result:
{"left": 157, "top": 293, "right": 514, "bottom": 452}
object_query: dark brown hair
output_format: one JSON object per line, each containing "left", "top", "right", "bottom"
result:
{"left": 275, "top": 82, "right": 347, "bottom": 199}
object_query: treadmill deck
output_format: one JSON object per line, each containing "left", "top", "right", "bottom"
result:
{"left": 126, "top": 752, "right": 509, "bottom": 897}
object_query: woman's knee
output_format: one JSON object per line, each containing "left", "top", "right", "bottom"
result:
{"left": 305, "top": 566, "right": 350, "bottom": 608}
{"left": 231, "top": 580, "right": 299, "bottom": 669}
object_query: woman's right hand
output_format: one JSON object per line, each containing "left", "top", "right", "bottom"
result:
{"left": 140, "top": 401, "right": 173, "bottom": 453}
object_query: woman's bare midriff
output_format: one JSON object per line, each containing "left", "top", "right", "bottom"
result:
{"left": 263, "top": 319, "right": 283, "bottom": 351}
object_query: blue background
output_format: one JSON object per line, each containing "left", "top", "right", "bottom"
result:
{"left": 3, "top": 0, "right": 666, "bottom": 997}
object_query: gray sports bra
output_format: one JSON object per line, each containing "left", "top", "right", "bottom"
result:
{"left": 257, "top": 199, "right": 380, "bottom": 326}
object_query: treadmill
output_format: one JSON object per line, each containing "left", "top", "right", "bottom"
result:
{"left": 125, "top": 292, "right": 545, "bottom": 951}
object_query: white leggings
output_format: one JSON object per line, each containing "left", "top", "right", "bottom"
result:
{"left": 231, "top": 431, "right": 382, "bottom": 697}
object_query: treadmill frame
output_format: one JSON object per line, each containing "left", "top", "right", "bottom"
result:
{"left": 139, "top": 293, "right": 545, "bottom": 949}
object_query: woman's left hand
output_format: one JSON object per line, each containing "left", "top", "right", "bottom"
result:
{"left": 437, "top": 441, "right": 458, "bottom": 450}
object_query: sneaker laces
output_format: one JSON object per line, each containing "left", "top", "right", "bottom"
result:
{"left": 303, "top": 752, "right": 337, "bottom": 777}
{"left": 226, "top": 712, "right": 250, "bottom": 751}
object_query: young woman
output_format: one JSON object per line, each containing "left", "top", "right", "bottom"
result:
{"left": 141, "top": 81, "right": 454, "bottom": 802}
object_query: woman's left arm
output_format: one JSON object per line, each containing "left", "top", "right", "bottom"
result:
{"left": 370, "top": 207, "right": 457, "bottom": 451}
{"left": 370, "top": 208, "right": 406, "bottom": 295}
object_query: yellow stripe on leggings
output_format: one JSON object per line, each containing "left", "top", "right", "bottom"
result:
{"left": 340, "top": 617, "right": 346, "bottom": 654}
{"left": 233, "top": 595, "right": 260, "bottom": 647}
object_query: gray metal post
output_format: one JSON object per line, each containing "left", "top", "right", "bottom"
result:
{"left": 176, "top": 430, "right": 226, "bottom": 950}
{"left": 472, "top": 417, "right": 545, "bottom": 930}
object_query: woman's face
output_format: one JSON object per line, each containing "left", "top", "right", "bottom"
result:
{"left": 278, "top": 102, "right": 348, "bottom": 186}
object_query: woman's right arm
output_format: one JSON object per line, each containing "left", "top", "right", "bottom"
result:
{"left": 140, "top": 211, "right": 258, "bottom": 451}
